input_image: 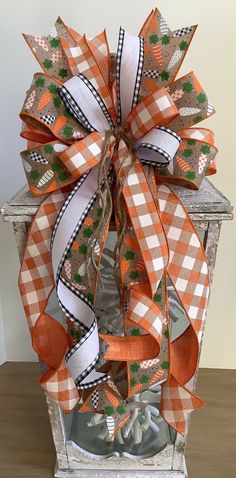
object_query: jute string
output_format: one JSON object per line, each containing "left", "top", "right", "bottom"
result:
{"left": 85, "top": 127, "right": 137, "bottom": 288}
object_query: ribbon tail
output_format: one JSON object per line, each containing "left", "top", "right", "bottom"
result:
{"left": 160, "top": 374, "right": 205, "bottom": 435}
{"left": 18, "top": 189, "right": 80, "bottom": 411}
{"left": 40, "top": 356, "right": 80, "bottom": 413}
{"left": 51, "top": 162, "right": 112, "bottom": 390}
{"left": 80, "top": 381, "right": 131, "bottom": 439}
{"left": 156, "top": 179, "right": 209, "bottom": 430}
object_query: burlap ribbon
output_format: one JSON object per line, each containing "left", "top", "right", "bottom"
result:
{"left": 19, "top": 9, "right": 217, "bottom": 437}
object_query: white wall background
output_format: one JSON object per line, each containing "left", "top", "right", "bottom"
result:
{"left": 0, "top": 0, "right": 235, "bottom": 367}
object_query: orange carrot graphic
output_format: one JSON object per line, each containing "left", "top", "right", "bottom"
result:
{"left": 150, "top": 369, "right": 165, "bottom": 385}
{"left": 130, "top": 383, "right": 143, "bottom": 394}
{"left": 176, "top": 156, "right": 190, "bottom": 172}
{"left": 38, "top": 91, "right": 53, "bottom": 110}
{"left": 104, "top": 389, "right": 120, "bottom": 407}
{"left": 120, "top": 259, "right": 129, "bottom": 278}
{"left": 152, "top": 44, "right": 163, "bottom": 65}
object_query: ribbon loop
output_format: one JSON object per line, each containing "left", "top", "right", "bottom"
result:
{"left": 136, "top": 126, "right": 181, "bottom": 167}
{"left": 59, "top": 74, "right": 115, "bottom": 132}
{"left": 125, "top": 88, "right": 179, "bottom": 140}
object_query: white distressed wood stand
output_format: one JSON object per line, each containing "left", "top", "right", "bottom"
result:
{"left": 1, "top": 179, "right": 233, "bottom": 478}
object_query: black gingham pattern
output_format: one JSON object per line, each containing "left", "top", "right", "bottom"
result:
{"left": 53, "top": 169, "right": 113, "bottom": 392}
{"left": 74, "top": 354, "right": 100, "bottom": 387}
{"left": 77, "top": 74, "right": 114, "bottom": 129}
{"left": 55, "top": 168, "right": 113, "bottom": 290}
{"left": 132, "top": 37, "right": 144, "bottom": 108}
{"left": 51, "top": 172, "right": 89, "bottom": 249}
{"left": 116, "top": 27, "right": 125, "bottom": 125}
{"left": 40, "top": 114, "right": 56, "bottom": 125}
{"left": 60, "top": 275, "right": 95, "bottom": 312}
{"left": 59, "top": 86, "right": 95, "bottom": 132}
{"left": 65, "top": 319, "right": 96, "bottom": 361}
{"left": 124, "top": 301, "right": 129, "bottom": 312}
{"left": 158, "top": 126, "right": 181, "bottom": 143}
{"left": 173, "top": 27, "right": 192, "bottom": 37}
{"left": 65, "top": 322, "right": 109, "bottom": 391}
{"left": 77, "top": 374, "right": 110, "bottom": 390}
{"left": 143, "top": 70, "right": 160, "bottom": 79}
{"left": 91, "top": 390, "right": 99, "bottom": 409}
{"left": 137, "top": 143, "right": 171, "bottom": 165}
{"left": 140, "top": 158, "right": 170, "bottom": 169}
{"left": 30, "top": 151, "right": 49, "bottom": 165}
{"left": 57, "top": 292, "right": 89, "bottom": 331}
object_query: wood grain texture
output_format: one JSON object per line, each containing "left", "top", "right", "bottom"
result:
{"left": 0, "top": 363, "right": 235, "bottom": 478}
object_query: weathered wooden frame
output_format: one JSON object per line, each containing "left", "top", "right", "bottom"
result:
{"left": 1, "top": 179, "right": 233, "bottom": 477}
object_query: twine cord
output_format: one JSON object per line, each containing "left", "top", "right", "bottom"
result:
{"left": 85, "top": 127, "right": 137, "bottom": 296}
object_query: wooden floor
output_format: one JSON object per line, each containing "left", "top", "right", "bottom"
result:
{"left": 0, "top": 363, "right": 235, "bottom": 478}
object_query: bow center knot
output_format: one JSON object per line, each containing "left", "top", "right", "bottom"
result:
{"left": 111, "top": 126, "right": 136, "bottom": 153}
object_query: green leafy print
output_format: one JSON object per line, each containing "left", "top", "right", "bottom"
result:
{"left": 131, "top": 328, "right": 141, "bottom": 336}
{"left": 35, "top": 77, "right": 45, "bottom": 87}
{"left": 96, "top": 207, "right": 103, "bottom": 217}
{"left": 154, "top": 293, "right": 162, "bottom": 303}
{"left": 201, "top": 144, "right": 211, "bottom": 154}
{"left": 116, "top": 405, "right": 125, "bottom": 415}
{"left": 182, "top": 148, "right": 193, "bottom": 158}
{"left": 130, "top": 378, "right": 136, "bottom": 388}
{"left": 74, "top": 274, "right": 82, "bottom": 283}
{"left": 30, "top": 170, "right": 40, "bottom": 181}
{"left": 164, "top": 329, "right": 169, "bottom": 339}
{"left": 63, "top": 125, "right": 73, "bottom": 138}
{"left": 43, "top": 144, "right": 54, "bottom": 154}
{"left": 160, "top": 71, "right": 170, "bottom": 81}
{"left": 43, "top": 59, "right": 53, "bottom": 70}
{"left": 104, "top": 406, "right": 114, "bottom": 416}
{"left": 193, "top": 115, "right": 203, "bottom": 123}
{"left": 58, "top": 171, "right": 69, "bottom": 181}
{"left": 124, "top": 250, "right": 135, "bottom": 260}
{"left": 59, "top": 68, "right": 69, "bottom": 79}
{"left": 183, "top": 82, "right": 193, "bottom": 93}
{"left": 53, "top": 97, "right": 61, "bottom": 108}
{"left": 130, "top": 363, "right": 139, "bottom": 373}
{"left": 93, "top": 219, "right": 99, "bottom": 229}
{"left": 141, "top": 375, "right": 149, "bottom": 384}
{"left": 83, "top": 228, "right": 92, "bottom": 238}
{"left": 51, "top": 162, "right": 62, "bottom": 172}
{"left": 161, "top": 360, "right": 169, "bottom": 370}
{"left": 149, "top": 33, "right": 159, "bottom": 44}
{"left": 187, "top": 139, "right": 196, "bottom": 146}
{"left": 70, "top": 328, "right": 80, "bottom": 340}
{"left": 87, "top": 292, "right": 94, "bottom": 303}
{"left": 49, "top": 38, "right": 60, "bottom": 48}
{"left": 185, "top": 171, "right": 196, "bottom": 180}
{"left": 48, "top": 83, "right": 58, "bottom": 94}
{"left": 179, "top": 41, "right": 188, "bottom": 51}
{"left": 198, "top": 92, "right": 206, "bottom": 104}
{"left": 129, "top": 271, "right": 139, "bottom": 280}
{"left": 161, "top": 35, "right": 170, "bottom": 45}
{"left": 79, "top": 244, "right": 87, "bottom": 255}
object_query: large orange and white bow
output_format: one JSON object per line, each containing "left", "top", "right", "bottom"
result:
{"left": 19, "top": 9, "right": 217, "bottom": 437}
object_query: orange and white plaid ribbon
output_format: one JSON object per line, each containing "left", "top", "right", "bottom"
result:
{"left": 18, "top": 8, "right": 218, "bottom": 437}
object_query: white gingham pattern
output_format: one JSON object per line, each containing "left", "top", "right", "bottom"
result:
{"left": 161, "top": 374, "right": 204, "bottom": 435}
{"left": 19, "top": 190, "right": 68, "bottom": 330}
{"left": 158, "top": 182, "right": 210, "bottom": 339}
{"left": 114, "top": 140, "right": 169, "bottom": 295}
